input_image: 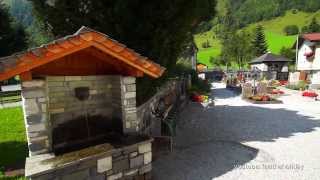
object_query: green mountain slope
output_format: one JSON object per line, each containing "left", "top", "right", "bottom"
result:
{"left": 195, "top": 10, "right": 320, "bottom": 67}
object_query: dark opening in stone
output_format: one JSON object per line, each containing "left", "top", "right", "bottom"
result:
{"left": 52, "top": 115, "right": 123, "bottom": 155}
{"left": 74, "top": 87, "right": 90, "bottom": 101}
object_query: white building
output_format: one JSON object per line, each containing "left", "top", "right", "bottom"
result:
{"left": 295, "top": 33, "right": 320, "bottom": 89}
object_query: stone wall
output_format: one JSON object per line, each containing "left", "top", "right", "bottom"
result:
{"left": 26, "top": 140, "right": 153, "bottom": 180}
{"left": 22, "top": 79, "right": 50, "bottom": 156}
{"left": 22, "top": 75, "right": 140, "bottom": 156}
{"left": 121, "top": 77, "right": 138, "bottom": 133}
{"left": 47, "top": 75, "right": 117, "bottom": 131}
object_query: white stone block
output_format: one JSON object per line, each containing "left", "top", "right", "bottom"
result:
{"left": 47, "top": 76, "right": 65, "bottom": 81}
{"left": 24, "top": 99, "right": 40, "bottom": 115}
{"left": 29, "top": 136, "right": 48, "bottom": 142}
{"left": 22, "top": 80, "right": 45, "bottom": 88}
{"left": 107, "top": 172, "right": 122, "bottom": 180}
{"left": 125, "top": 84, "right": 136, "bottom": 92}
{"left": 125, "top": 121, "right": 131, "bottom": 129}
{"left": 65, "top": 76, "right": 82, "bottom": 81}
{"left": 81, "top": 76, "right": 97, "bottom": 80}
{"left": 48, "top": 81, "right": 64, "bottom": 87}
{"left": 124, "top": 169, "right": 138, "bottom": 176}
{"left": 130, "top": 151, "right": 138, "bottom": 158}
{"left": 144, "top": 152, "right": 152, "bottom": 165}
{"left": 138, "top": 143, "right": 151, "bottom": 154}
{"left": 97, "top": 156, "right": 112, "bottom": 173}
{"left": 27, "top": 123, "right": 46, "bottom": 133}
{"left": 124, "top": 92, "right": 136, "bottom": 99}
{"left": 123, "top": 77, "right": 136, "bottom": 84}
{"left": 38, "top": 97, "right": 46, "bottom": 103}
{"left": 41, "top": 104, "right": 47, "bottom": 112}
{"left": 22, "top": 89, "right": 45, "bottom": 99}
{"left": 89, "top": 90, "right": 98, "bottom": 95}
{"left": 49, "top": 108, "right": 65, "bottom": 114}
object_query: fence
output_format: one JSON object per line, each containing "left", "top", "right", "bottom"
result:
{"left": 0, "top": 90, "right": 21, "bottom": 104}
{"left": 0, "top": 84, "right": 22, "bottom": 105}
{"left": 137, "top": 76, "right": 189, "bottom": 135}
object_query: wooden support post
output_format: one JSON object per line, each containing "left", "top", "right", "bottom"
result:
{"left": 20, "top": 71, "right": 32, "bottom": 81}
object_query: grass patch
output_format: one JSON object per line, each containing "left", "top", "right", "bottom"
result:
{"left": 0, "top": 107, "right": 27, "bottom": 179}
{"left": 265, "top": 31, "right": 296, "bottom": 53}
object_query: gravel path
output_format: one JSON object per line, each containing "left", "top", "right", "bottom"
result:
{"left": 153, "top": 82, "right": 320, "bottom": 180}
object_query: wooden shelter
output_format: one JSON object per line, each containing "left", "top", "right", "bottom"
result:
{"left": 0, "top": 26, "right": 165, "bottom": 81}
{"left": 249, "top": 52, "right": 291, "bottom": 80}
{"left": 0, "top": 27, "right": 166, "bottom": 180}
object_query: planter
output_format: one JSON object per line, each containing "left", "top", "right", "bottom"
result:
{"left": 245, "top": 98, "right": 283, "bottom": 104}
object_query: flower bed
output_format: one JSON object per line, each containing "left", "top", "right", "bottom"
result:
{"left": 246, "top": 95, "right": 283, "bottom": 104}
{"left": 191, "top": 93, "right": 209, "bottom": 103}
{"left": 271, "top": 89, "right": 285, "bottom": 95}
{"left": 302, "top": 91, "right": 318, "bottom": 98}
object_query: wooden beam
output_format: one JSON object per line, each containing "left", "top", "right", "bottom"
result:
{"left": 20, "top": 71, "right": 32, "bottom": 81}
{"left": 92, "top": 42, "right": 160, "bottom": 78}
{"left": 0, "top": 42, "right": 92, "bottom": 81}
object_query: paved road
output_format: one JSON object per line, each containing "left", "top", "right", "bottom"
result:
{"left": 153, "top": 82, "right": 320, "bottom": 180}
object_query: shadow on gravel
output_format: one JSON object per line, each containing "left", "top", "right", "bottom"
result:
{"left": 153, "top": 101, "right": 320, "bottom": 180}
{"left": 208, "top": 105, "right": 320, "bottom": 142}
{"left": 153, "top": 140, "right": 258, "bottom": 180}
{"left": 213, "top": 87, "right": 240, "bottom": 99}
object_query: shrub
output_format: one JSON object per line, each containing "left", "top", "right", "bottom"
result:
{"left": 189, "top": 70, "right": 211, "bottom": 94}
{"left": 283, "top": 25, "right": 299, "bottom": 35}
{"left": 291, "top": 9, "right": 298, "bottom": 14}
{"left": 201, "top": 40, "right": 211, "bottom": 48}
{"left": 286, "top": 80, "right": 308, "bottom": 90}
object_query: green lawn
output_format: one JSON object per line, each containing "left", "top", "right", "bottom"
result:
{"left": 194, "top": 10, "right": 320, "bottom": 67}
{"left": 265, "top": 31, "right": 296, "bottom": 54}
{"left": 0, "top": 107, "right": 27, "bottom": 179}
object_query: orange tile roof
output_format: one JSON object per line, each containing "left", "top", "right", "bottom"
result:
{"left": 0, "top": 26, "right": 165, "bottom": 81}
{"left": 303, "top": 33, "right": 320, "bottom": 41}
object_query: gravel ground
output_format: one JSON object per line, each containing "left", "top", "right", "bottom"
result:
{"left": 153, "top": 82, "right": 320, "bottom": 180}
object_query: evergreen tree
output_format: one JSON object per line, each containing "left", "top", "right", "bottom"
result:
{"left": 251, "top": 25, "right": 268, "bottom": 57}
{"left": 0, "top": 0, "right": 27, "bottom": 56}
{"left": 301, "top": 17, "right": 320, "bottom": 33}
{"left": 308, "top": 17, "right": 320, "bottom": 33}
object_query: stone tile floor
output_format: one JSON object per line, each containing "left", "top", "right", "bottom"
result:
{"left": 153, "top": 82, "right": 320, "bottom": 180}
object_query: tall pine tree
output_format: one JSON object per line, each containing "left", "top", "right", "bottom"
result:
{"left": 308, "top": 17, "right": 320, "bottom": 33}
{"left": 252, "top": 25, "right": 268, "bottom": 57}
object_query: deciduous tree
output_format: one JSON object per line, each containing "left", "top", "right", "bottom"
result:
{"left": 29, "top": 0, "right": 216, "bottom": 103}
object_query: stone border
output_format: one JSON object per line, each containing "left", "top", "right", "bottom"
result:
{"left": 26, "top": 138, "right": 153, "bottom": 180}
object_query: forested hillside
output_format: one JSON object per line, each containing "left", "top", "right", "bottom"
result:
{"left": 195, "top": 0, "right": 320, "bottom": 68}
{"left": 3, "top": 0, "right": 52, "bottom": 47}
{"left": 3, "top": 0, "right": 33, "bottom": 26}
{"left": 228, "top": 0, "right": 320, "bottom": 27}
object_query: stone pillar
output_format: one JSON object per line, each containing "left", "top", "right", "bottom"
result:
{"left": 21, "top": 80, "right": 50, "bottom": 156}
{"left": 121, "top": 76, "right": 138, "bottom": 133}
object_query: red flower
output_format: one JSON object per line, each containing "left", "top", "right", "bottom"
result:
{"left": 304, "top": 51, "right": 314, "bottom": 58}
{"left": 302, "top": 91, "right": 318, "bottom": 97}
